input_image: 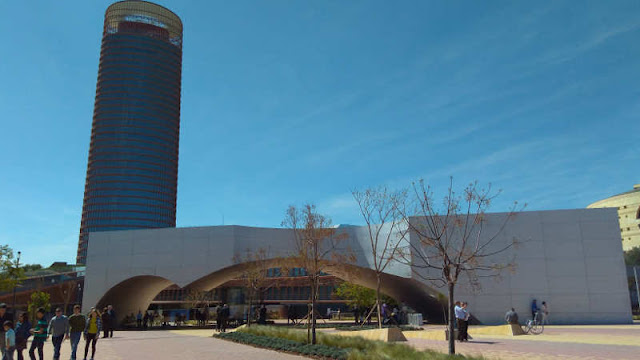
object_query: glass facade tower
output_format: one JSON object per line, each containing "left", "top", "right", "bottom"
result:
{"left": 77, "top": 1, "right": 183, "bottom": 264}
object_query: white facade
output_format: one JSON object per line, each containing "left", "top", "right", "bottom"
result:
{"left": 83, "top": 209, "right": 632, "bottom": 325}
{"left": 411, "top": 209, "right": 632, "bottom": 324}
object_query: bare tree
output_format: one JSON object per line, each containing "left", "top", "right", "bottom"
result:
{"left": 281, "top": 204, "right": 353, "bottom": 344}
{"left": 185, "top": 289, "right": 214, "bottom": 314}
{"left": 233, "top": 248, "right": 281, "bottom": 327}
{"left": 352, "top": 186, "right": 406, "bottom": 328}
{"left": 398, "top": 178, "right": 523, "bottom": 355}
{"left": 58, "top": 280, "right": 77, "bottom": 314}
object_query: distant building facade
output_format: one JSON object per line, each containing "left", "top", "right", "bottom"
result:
{"left": 77, "top": 1, "right": 183, "bottom": 264}
{"left": 153, "top": 269, "right": 344, "bottom": 310}
{"left": 588, "top": 184, "right": 640, "bottom": 250}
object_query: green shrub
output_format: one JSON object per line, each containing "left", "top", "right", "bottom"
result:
{"left": 235, "top": 325, "right": 486, "bottom": 360}
{"left": 216, "top": 331, "right": 348, "bottom": 359}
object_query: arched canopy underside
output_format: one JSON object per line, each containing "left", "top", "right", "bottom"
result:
{"left": 185, "top": 259, "right": 445, "bottom": 323}
{"left": 93, "top": 275, "right": 174, "bottom": 322}
{"left": 97, "top": 260, "right": 446, "bottom": 324}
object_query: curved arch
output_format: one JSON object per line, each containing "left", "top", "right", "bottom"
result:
{"left": 184, "top": 259, "right": 445, "bottom": 323}
{"left": 93, "top": 275, "right": 174, "bottom": 324}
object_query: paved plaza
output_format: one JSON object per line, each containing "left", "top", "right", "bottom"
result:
{"left": 410, "top": 324, "right": 640, "bottom": 360}
{"left": 23, "top": 329, "right": 306, "bottom": 360}
{"left": 20, "top": 324, "right": 640, "bottom": 360}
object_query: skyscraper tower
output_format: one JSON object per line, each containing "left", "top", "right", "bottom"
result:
{"left": 77, "top": 1, "right": 183, "bottom": 264}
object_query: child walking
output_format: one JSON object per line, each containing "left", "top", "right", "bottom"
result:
{"left": 3, "top": 321, "right": 15, "bottom": 360}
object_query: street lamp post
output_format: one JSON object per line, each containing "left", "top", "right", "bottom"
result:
{"left": 12, "top": 251, "right": 21, "bottom": 314}
{"left": 77, "top": 283, "right": 83, "bottom": 306}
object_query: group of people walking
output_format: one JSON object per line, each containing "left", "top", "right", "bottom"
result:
{"left": 454, "top": 301, "right": 470, "bottom": 342}
{"left": 0, "top": 302, "right": 117, "bottom": 360}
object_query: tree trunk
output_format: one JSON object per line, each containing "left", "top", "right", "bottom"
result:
{"left": 447, "top": 282, "right": 456, "bottom": 355}
{"left": 376, "top": 274, "right": 382, "bottom": 329}
{"left": 307, "top": 302, "right": 311, "bottom": 344}
{"left": 311, "top": 278, "right": 317, "bottom": 344}
{"left": 247, "top": 292, "right": 252, "bottom": 328}
{"left": 307, "top": 277, "right": 312, "bottom": 344}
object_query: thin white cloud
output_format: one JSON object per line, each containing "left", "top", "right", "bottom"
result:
{"left": 537, "top": 22, "right": 640, "bottom": 65}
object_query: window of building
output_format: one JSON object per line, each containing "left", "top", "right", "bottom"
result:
{"left": 636, "top": 206, "right": 640, "bottom": 219}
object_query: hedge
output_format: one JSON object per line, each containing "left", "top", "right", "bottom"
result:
{"left": 216, "top": 331, "right": 348, "bottom": 359}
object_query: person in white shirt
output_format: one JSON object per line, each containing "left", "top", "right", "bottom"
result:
{"left": 541, "top": 301, "right": 549, "bottom": 324}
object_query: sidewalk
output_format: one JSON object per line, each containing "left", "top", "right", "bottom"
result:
{"left": 20, "top": 330, "right": 307, "bottom": 360}
{"left": 409, "top": 324, "right": 640, "bottom": 360}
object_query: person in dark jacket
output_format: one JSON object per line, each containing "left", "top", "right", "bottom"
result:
{"left": 220, "top": 304, "right": 230, "bottom": 333}
{"left": 142, "top": 312, "right": 149, "bottom": 330}
{"left": 14, "top": 312, "right": 30, "bottom": 360}
{"left": 531, "top": 299, "right": 538, "bottom": 320}
{"left": 67, "top": 305, "right": 86, "bottom": 360}
{"left": 100, "top": 308, "right": 110, "bottom": 339}
{"left": 258, "top": 305, "right": 267, "bottom": 325}
{"left": 105, "top": 306, "right": 116, "bottom": 337}
{"left": 215, "top": 306, "right": 222, "bottom": 332}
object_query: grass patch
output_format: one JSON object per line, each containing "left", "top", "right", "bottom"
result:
{"left": 216, "top": 331, "right": 348, "bottom": 359}
{"left": 234, "top": 325, "right": 486, "bottom": 360}
{"left": 293, "top": 323, "right": 424, "bottom": 331}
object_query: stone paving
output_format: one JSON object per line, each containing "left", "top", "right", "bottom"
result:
{"left": 16, "top": 324, "right": 640, "bottom": 360}
{"left": 19, "top": 329, "right": 306, "bottom": 360}
{"left": 410, "top": 324, "right": 640, "bottom": 360}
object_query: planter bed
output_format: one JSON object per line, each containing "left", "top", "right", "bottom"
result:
{"left": 216, "top": 331, "right": 348, "bottom": 359}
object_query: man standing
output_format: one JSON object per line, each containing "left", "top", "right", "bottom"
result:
{"left": 143, "top": 311, "right": 149, "bottom": 330}
{"left": 0, "top": 304, "right": 13, "bottom": 357}
{"left": 106, "top": 305, "right": 116, "bottom": 337}
{"left": 136, "top": 310, "right": 142, "bottom": 329}
{"left": 215, "top": 306, "right": 222, "bottom": 332}
{"left": 101, "top": 308, "right": 110, "bottom": 339}
{"left": 67, "top": 305, "right": 85, "bottom": 360}
{"left": 454, "top": 301, "right": 465, "bottom": 342}
{"left": 541, "top": 301, "right": 549, "bottom": 324}
{"left": 531, "top": 299, "right": 538, "bottom": 320}
{"left": 258, "top": 305, "right": 267, "bottom": 325}
{"left": 461, "top": 302, "right": 470, "bottom": 342}
{"left": 220, "top": 304, "right": 230, "bottom": 333}
{"left": 47, "top": 308, "right": 69, "bottom": 360}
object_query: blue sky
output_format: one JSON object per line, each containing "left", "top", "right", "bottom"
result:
{"left": 0, "top": 0, "right": 638, "bottom": 266}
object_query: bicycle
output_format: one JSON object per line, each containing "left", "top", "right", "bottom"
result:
{"left": 523, "top": 312, "right": 544, "bottom": 335}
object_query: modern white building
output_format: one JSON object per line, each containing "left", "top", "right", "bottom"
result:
{"left": 82, "top": 208, "right": 632, "bottom": 325}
